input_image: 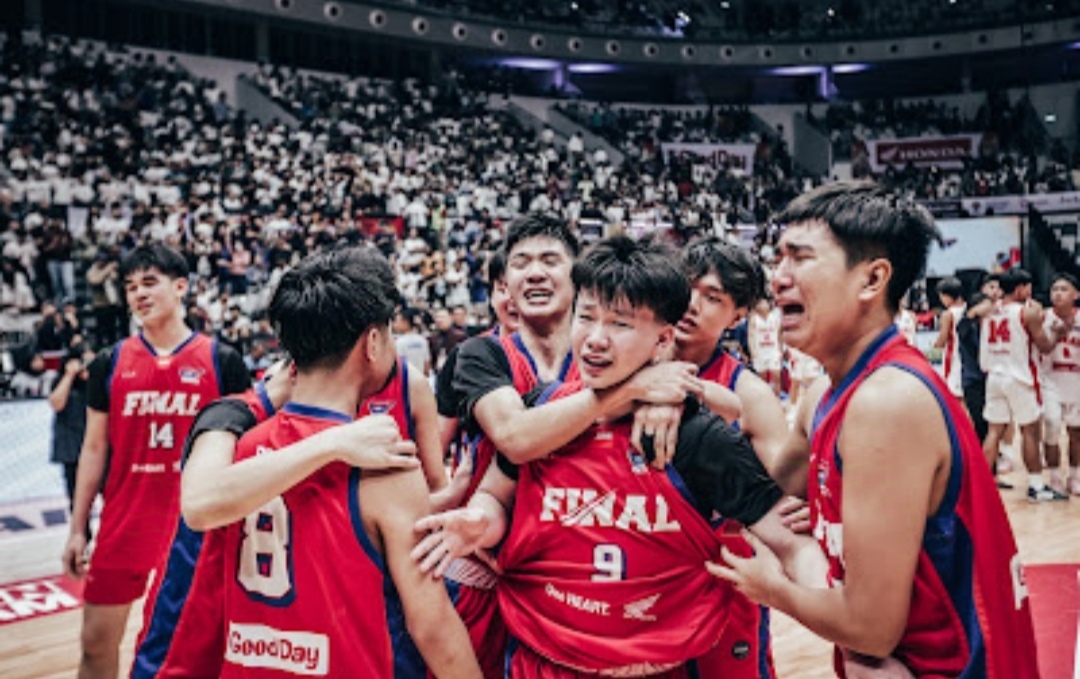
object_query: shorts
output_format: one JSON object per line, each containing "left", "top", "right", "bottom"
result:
{"left": 506, "top": 641, "right": 691, "bottom": 679}
{"left": 983, "top": 373, "right": 1042, "bottom": 426}
{"left": 446, "top": 581, "right": 506, "bottom": 679}
{"left": 753, "top": 354, "right": 781, "bottom": 374}
{"left": 83, "top": 565, "right": 153, "bottom": 605}
{"left": 1043, "top": 387, "right": 1080, "bottom": 444}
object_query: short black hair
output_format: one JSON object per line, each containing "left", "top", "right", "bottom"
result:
{"left": 269, "top": 247, "right": 401, "bottom": 370}
{"left": 572, "top": 235, "right": 689, "bottom": 325}
{"left": 935, "top": 276, "right": 964, "bottom": 301}
{"left": 776, "top": 181, "right": 942, "bottom": 313}
{"left": 683, "top": 236, "right": 767, "bottom": 310}
{"left": 1000, "top": 268, "right": 1033, "bottom": 295}
{"left": 487, "top": 248, "right": 508, "bottom": 290}
{"left": 1052, "top": 272, "right": 1079, "bottom": 291}
{"left": 504, "top": 213, "right": 580, "bottom": 260}
{"left": 120, "top": 244, "right": 189, "bottom": 281}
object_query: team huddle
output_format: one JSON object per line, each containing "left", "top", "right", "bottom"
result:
{"left": 61, "top": 181, "right": 1062, "bottom": 678}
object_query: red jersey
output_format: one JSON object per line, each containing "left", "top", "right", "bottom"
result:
{"left": 693, "top": 345, "right": 774, "bottom": 679}
{"left": 360, "top": 358, "right": 415, "bottom": 439}
{"left": 222, "top": 403, "right": 393, "bottom": 678}
{"left": 499, "top": 382, "right": 733, "bottom": 675}
{"left": 809, "top": 326, "right": 1038, "bottom": 678}
{"left": 94, "top": 333, "right": 223, "bottom": 574}
{"left": 134, "top": 385, "right": 276, "bottom": 679}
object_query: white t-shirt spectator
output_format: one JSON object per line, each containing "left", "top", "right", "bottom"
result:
{"left": 395, "top": 332, "right": 432, "bottom": 376}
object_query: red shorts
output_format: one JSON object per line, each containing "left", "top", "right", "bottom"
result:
{"left": 444, "top": 580, "right": 506, "bottom": 679}
{"left": 83, "top": 566, "right": 152, "bottom": 605}
{"left": 507, "top": 643, "right": 691, "bottom": 679}
{"left": 691, "top": 602, "right": 774, "bottom": 679}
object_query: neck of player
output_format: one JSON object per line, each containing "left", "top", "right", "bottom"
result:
{"left": 675, "top": 338, "right": 719, "bottom": 369}
{"left": 520, "top": 313, "right": 573, "bottom": 378}
{"left": 291, "top": 368, "right": 362, "bottom": 418}
{"left": 819, "top": 309, "right": 895, "bottom": 386}
{"left": 142, "top": 314, "right": 193, "bottom": 355}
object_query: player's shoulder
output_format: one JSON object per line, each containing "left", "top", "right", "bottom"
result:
{"left": 850, "top": 364, "right": 944, "bottom": 428}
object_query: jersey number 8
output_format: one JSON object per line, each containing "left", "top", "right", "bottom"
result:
{"left": 238, "top": 497, "right": 295, "bottom": 603}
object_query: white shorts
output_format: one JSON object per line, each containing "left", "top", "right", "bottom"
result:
{"left": 984, "top": 373, "right": 1042, "bottom": 426}
{"left": 1042, "top": 386, "right": 1080, "bottom": 443}
{"left": 753, "top": 352, "right": 782, "bottom": 374}
{"left": 791, "top": 356, "right": 823, "bottom": 382}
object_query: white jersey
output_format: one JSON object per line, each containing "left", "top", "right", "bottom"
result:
{"left": 896, "top": 310, "right": 918, "bottom": 346}
{"left": 749, "top": 309, "right": 782, "bottom": 361}
{"left": 979, "top": 301, "right": 1040, "bottom": 387}
{"left": 942, "top": 305, "right": 965, "bottom": 397}
{"left": 1040, "top": 309, "right": 1080, "bottom": 401}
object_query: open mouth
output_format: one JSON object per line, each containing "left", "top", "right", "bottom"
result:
{"left": 523, "top": 289, "right": 553, "bottom": 304}
{"left": 580, "top": 355, "right": 612, "bottom": 374}
{"left": 675, "top": 318, "right": 697, "bottom": 333}
{"left": 779, "top": 303, "right": 805, "bottom": 327}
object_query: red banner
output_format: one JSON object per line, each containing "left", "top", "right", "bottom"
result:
{"left": 0, "top": 575, "right": 84, "bottom": 626}
{"left": 867, "top": 135, "right": 981, "bottom": 171}
{"left": 358, "top": 216, "right": 405, "bottom": 238}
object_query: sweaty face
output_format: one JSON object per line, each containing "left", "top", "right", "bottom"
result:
{"left": 675, "top": 273, "right": 740, "bottom": 348}
{"left": 571, "top": 289, "right": 671, "bottom": 391}
{"left": 771, "top": 221, "right": 867, "bottom": 359}
{"left": 506, "top": 236, "right": 575, "bottom": 324}
{"left": 124, "top": 267, "right": 186, "bottom": 327}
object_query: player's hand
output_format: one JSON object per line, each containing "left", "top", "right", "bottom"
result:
{"left": 430, "top": 447, "right": 473, "bottom": 512}
{"left": 62, "top": 533, "right": 89, "bottom": 579}
{"left": 630, "top": 403, "right": 684, "bottom": 468}
{"left": 319, "top": 414, "right": 420, "bottom": 470}
{"left": 705, "top": 529, "right": 788, "bottom": 609}
{"left": 622, "top": 361, "right": 701, "bottom": 406}
{"left": 63, "top": 358, "right": 82, "bottom": 377}
{"left": 411, "top": 508, "right": 490, "bottom": 578}
{"left": 777, "top": 496, "right": 811, "bottom": 534}
{"left": 841, "top": 650, "right": 915, "bottom": 679}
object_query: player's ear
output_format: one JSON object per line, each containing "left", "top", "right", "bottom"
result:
{"left": 652, "top": 324, "right": 675, "bottom": 363}
{"left": 858, "top": 258, "right": 892, "bottom": 305}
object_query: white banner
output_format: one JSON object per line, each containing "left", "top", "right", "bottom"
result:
{"left": 961, "top": 191, "right": 1080, "bottom": 216}
{"left": 661, "top": 142, "right": 756, "bottom": 173}
{"left": 866, "top": 135, "right": 981, "bottom": 172}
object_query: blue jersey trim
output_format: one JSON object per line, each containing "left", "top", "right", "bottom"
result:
{"left": 665, "top": 465, "right": 707, "bottom": 520}
{"left": 106, "top": 340, "right": 123, "bottom": 397}
{"left": 348, "top": 467, "right": 386, "bottom": 570}
{"left": 400, "top": 359, "right": 416, "bottom": 441}
{"left": 139, "top": 330, "right": 198, "bottom": 358}
{"left": 811, "top": 325, "right": 897, "bottom": 438}
{"left": 699, "top": 343, "right": 728, "bottom": 375}
{"left": 211, "top": 337, "right": 222, "bottom": 391}
{"left": 282, "top": 402, "right": 353, "bottom": 424}
{"left": 757, "top": 605, "right": 774, "bottom": 678}
{"left": 130, "top": 518, "right": 204, "bottom": 679}
{"left": 254, "top": 381, "right": 275, "bottom": 418}
{"left": 511, "top": 332, "right": 539, "bottom": 379}
{"left": 558, "top": 348, "right": 574, "bottom": 381}
{"left": 504, "top": 636, "right": 521, "bottom": 679}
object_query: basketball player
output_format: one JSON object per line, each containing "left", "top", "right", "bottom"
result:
{"left": 710, "top": 182, "right": 1039, "bottom": 677}
{"left": 748, "top": 297, "right": 783, "bottom": 397}
{"left": 932, "top": 276, "right": 966, "bottom": 399}
{"left": 1041, "top": 272, "right": 1080, "bottom": 496}
{"left": 786, "top": 347, "right": 824, "bottom": 410}
{"left": 413, "top": 235, "right": 822, "bottom": 677}
{"left": 61, "top": 244, "right": 250, "bottom": 679}
{"left": 674, "top": 236, "right": 793, "bottom": 678}
{"left": 894, "top": 297, "right": 918, "bottom": 346}
{"left": 447, "top": 215, "right": 697, "bottom": 678}
{"left": 219, "top": 247, "right": 481, "bottom": 677}
{"left": 979, "top": 268, "right": 1066, "bottom": 501}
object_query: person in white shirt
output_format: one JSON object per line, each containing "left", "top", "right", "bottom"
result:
{"left": 748, "top": 297, "right": 783, "bottom": 397}
{"left": 394, "top": 307, "right": 433, "bottom": 376}
{"left": 1040, "top": 273, "right": 1080, "bottom": 496}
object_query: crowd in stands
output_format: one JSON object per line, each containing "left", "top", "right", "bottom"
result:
{"left": 1, "top": 32, "right": 1078, "bottom": 397}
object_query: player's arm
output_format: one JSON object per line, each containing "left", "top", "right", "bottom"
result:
{"left": 697, "top": 379, "right": 742, "bottom": 423}
{"left": 1022, "top": 303, "right": 1058, "bottom": 354}
{"left": 407, "top": 364, "right": 449, "bottom": 492}
{"left": 710, "top": 368, "right": 944, "bottom": 658}
{"left": 367, "top": 468, "right": 484, "bottom": 679}
{"left": 734, "top": 370, "right": 788, "bottom": 470}
{"left": 767, "top": 376, "right": 827, "bottom": 496}
{"left": 183, "top": 411, "right": 418, "bottom": 531}
{"left": 458, "top": 338, "right": 698, "bottom": 464}
{"left": 932, "top": 308, "right": 953, "bottom": 350}
{"left": 413, "top": 453, "right": 517, "bottom": 576}
{"left": 61, "top": 350, "right": 112, "bottom": 578}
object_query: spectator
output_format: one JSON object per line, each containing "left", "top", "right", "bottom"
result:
{"left": 394, "top": 307, "right": 433, "bottom": 376}
{"left": 86, "top": 250, "right": 124, "bottom": 346}
{"left": 47, "top": 344, "right": 96, "bottom": 530}
{"left": 428, "top": 306, "right": 467, "bottom": 372}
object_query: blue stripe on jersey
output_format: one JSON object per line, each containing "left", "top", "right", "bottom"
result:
{"left": 886, "top": 362, "right": 983, "bottom": 677}
{"left": 348, "top": 467, "right": 385, "bottom": 570}
{"left": 511, "top": 332, "right": 539, "bottom": 378}
{"left": 254, "top": 381, "right": 275, "bottom": 418}
{"left": 729, "top": 362, "right": 743, "bottom": 392}
{"left": 811, "top": 326, "right": 897, "bottom": 438}
{"left": 130, "top": 518, "right": 204, "bottom": 679}
{"left": 699, "top": 343, "right": 728, "bottom": 375}
{"left": 558, "top": 348, "right": 574, "bottom": 381}
{"left": 757, "top": 605, "right": 773, "bottom": 679}
{"left": 504, "top": 636, "right": 521, "bottom": 679}
{"left": 282, "top": 401, "right": 353, "bottom": 423}
{"left": 665, "top": 466, "right": 708, "bottom": 521}
{"left": 401, "top": 359, "right": 416, "bottom": 441}
{"left": 211, "top": 337, "right": 222, "bottom": 389}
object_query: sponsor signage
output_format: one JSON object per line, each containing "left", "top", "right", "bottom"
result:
{"left": 0, "top": 575, "right": 83, "bottom": 625}
{"left": 867, "top": 135, "right": 981, "bottom": 172}
{"left": 660, "top": 142, "right": 756, "bottom": 172}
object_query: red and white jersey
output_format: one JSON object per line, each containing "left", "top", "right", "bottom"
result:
{"left": 96, "top": 333, "right": 222, "bottom": 573}
{"left": 941, "top": 305, "right": 965, "bottom": 397}
{"left": 221, "top": 404, "right": 393, "bottom": 678}
{"left": 749, "top": 310, "right": 781, "bottom": 360}
{"left": 498, "top": 382, "right": 733, "bottom": 675}
{"left": 1041, "top": 309, "right": 1080, "bottom": 399}
{"left": 895, "top": 310, "right": 918, "bottom": 346}
{"left": 809, "top": 326, "right": 1038, "bottom": 678}
{"left": 979, "top": 301, "right": 1040, "bottom": 386}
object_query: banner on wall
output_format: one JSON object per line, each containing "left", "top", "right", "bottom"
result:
{"left": 661, "top": 142, "right": 756, "bottom": 173}
{"left": 866, "top": 135, "right": 981, "bottom": 172}
{"left": 960, "top": 191, "right": 1080, "bottom": 216}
